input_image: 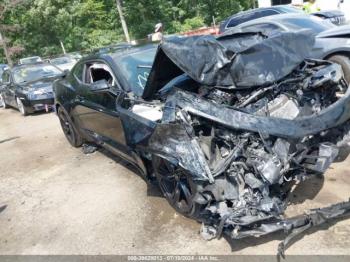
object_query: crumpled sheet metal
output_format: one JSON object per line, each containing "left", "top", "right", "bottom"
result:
{"left": 219, "top": 199, "right": 350, "bottom": 258}
{"left": 151, "top": 30, "right": 314, "bottom": 88}
{"left": 162, "top": 89, "right": 350, "bottom": 140}
{"left": 148, "top": 123, "right": 214, "bottom": 182}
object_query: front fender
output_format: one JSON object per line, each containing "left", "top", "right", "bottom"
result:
{"left": 148, "top": 123, "right": 214, "bottom": 182}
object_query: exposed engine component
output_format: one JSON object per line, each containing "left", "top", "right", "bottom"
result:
{"left": 149, "top": 59, "right": 350, "bottom": 257}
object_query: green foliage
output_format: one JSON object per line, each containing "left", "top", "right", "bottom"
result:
{"left": 1, "top": 0, "right": 257, "bottom": 63}
{"left": 170, "top": 16, "right": 205, "bottom": 33}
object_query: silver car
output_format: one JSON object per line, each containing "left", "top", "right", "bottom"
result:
{"left": 222, "top": 13, "right": 350, "bottom": 83}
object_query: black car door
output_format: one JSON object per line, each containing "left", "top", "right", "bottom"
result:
{"left": 73, "top": 60, "right": 132, "bottom": 160}
{"left": 1, "top": 70, "right": 16, "bottom": 107}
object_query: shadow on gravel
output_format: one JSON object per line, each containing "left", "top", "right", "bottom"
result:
{"left": 0, "top": 136, "right": 20, "bottom": 144}
{"left": 0, "top": 205, "right": 7, "bottom": 214}
{"left": 98, "top": 147, "right": 163, "bottom": 198}
{"left": 288, "top": 175, "right": 325, "bottom": 205}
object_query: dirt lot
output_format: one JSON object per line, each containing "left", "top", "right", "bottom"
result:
{"left": 0, "top": 107, "right": 350, "bottom": 255}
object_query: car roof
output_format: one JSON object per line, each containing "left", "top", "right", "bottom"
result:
{"left": 51, "top": 56, "right": 73, "bottom": 61}
{"left": 19, "top": 56, "right": 41, "bottom": 61}
{"left": 83, "top": 43, "right": 157, "bottom": 62}
{"left": 232, "top": 13, "right": 316, "bottom": 28}
{"left": 11, "top": 62, "right": 51, "bottom": 70}
{"left": 223, "top": 5, "right": 299, "bottom": 20}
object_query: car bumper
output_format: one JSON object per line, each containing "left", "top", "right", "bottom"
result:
{"left": 28, "top": 98, "right": 54, "bottom": 106}
{"left": 22, "top": 97, "right": 55, "bottom": 112}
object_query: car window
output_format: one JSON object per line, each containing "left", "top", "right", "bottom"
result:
{"left": 241, "top": 23, "right": 281, "bottom": 36}
{"left": 84, "top": 62, "right": 116, "bottom": 86}
{"left": 259, "top": 10, "right": 280, "bottom": 17}
{"left": 73, "top": 63, "right": 84, "bottom": 82}
{"left": 82, "top": 62, "right": 117, "bottom": 110}
{"left": 227, "top": 10, "right": 279, "bottom": 28}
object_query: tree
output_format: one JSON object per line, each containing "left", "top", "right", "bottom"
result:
{"left": 115, "top": 0, "right": 130, "bottom": 43}
{"left": 0, "top": 0, "right": 25, "bottom": 66}
{"left": 0, "top": 0, "right": 257, "bottom": 63}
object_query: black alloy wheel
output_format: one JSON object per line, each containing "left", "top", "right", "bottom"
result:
{"left": 153, "top": 156, "right": 202, "bottom": 219}
{"left": 57, "top": 106, "right": 83, "bottom": 147}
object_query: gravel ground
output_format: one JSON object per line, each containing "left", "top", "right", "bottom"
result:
{"left": 0, "top": 107, "right": 350, "bottom": 255}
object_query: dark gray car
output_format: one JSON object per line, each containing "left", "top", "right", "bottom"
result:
{"left": 219, "top": 5, "right": 346, "bottom": 33}
{"left": 222, "top": 13, "right": 350, "bottom": 83}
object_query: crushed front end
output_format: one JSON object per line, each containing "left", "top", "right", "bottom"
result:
{"left": 142, "top": 31, "right": 350, "bottom": 256}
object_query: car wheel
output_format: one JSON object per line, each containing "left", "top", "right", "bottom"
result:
{"left": 327, "top": 55, "right": 350, "bottom": 84}
{"left": 16, "top": 97, "right": 27, "bottom": 116}
{"left": 0, "top": 94, "right": 8, "bottom": 109}
{"left": 153, "top": 156, "right": 203, "bottom": 219}
{"left": 57, "top": 106, "right": 83, "bottom": 147}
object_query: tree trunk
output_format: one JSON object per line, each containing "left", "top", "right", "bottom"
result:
{"left": 0, "top": 30, "right": 13, "bottom": 66}
{"left": 115, "top": 0, "right": 130, "bottom": 43}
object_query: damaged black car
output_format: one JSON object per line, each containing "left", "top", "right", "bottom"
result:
{"left": 54, "top": 30, "right": 350, "bottom": 256}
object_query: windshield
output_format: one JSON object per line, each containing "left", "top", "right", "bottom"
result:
{"left": 282, "top": 16, "right": 335, "bottom": 33}
{"left": 51, "top": 57, "right": 74, "bottom": 65}
{"left": 13, "top": 64, "right": 62, "bottom": 84}
{"left": 114, "top": 47, "right": 157, "bottom": 96}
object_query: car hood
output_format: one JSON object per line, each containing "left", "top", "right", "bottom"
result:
{"left": 143, "top": 30, "right": 314, "bottom": 100}
{"left": 317, "top": 24, "right": 350, "bottom": 38}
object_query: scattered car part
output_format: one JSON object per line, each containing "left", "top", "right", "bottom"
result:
{"left": 82, "top": 143, "right": 99, "bottom": 154}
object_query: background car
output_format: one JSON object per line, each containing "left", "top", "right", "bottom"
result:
{"left": 19, "top": 56, "right": 43, "bottom": 65}
{"left": 219, "top": 5, "right": 345, "bottom": 34}
{"left": 312, "top": 10, "right": 346, "bottom": 25}
{"left": 0, "top": 62, "right": 64, "bottom": 115}
{"left": 0, "top": 64, "right": 8, "bottom": 77}
{"left": 66, "top": 52, "right": 83, "bottom": 62}
{"left": 50, "top": 56, "right": 77, "bottom": 71}
{"left": 0, "top": 64, "right": 9, "bottom": 107}
{"left": 221, "top": 13, "right": 350, "bottom": 83}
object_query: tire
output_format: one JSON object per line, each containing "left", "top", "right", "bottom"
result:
{"left": 327, "top": 55, "right": 350, "bottom": 84}
{"left": 0, "top": 93, "right": 8, "bottom": 109}
{"left": 57, "top": 106, "right": 83, "bottom": 147}
{"left": 16, "top": 97, "right": 27, "bottom": 116}
{"left": 152, "top": 156, "right": 203, "bottom": 219}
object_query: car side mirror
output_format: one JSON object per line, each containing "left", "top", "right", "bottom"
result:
{"left": 90, "top": 79, "right": 110, "bottom": 92}
{"left": 61, "top": 69, "right": 70, "bottom": 77}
